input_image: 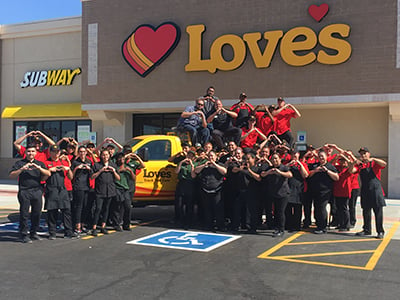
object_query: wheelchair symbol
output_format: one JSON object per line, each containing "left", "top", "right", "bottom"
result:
{"left": 158, "top": 233, "right": 204, "bottom": 246}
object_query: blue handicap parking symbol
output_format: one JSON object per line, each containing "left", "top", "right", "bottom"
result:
{"left": 127, "top": 230, "right": 241, "bottom": 252}
{"left": 0, "top": 220, "right": 48, "bottom": 235}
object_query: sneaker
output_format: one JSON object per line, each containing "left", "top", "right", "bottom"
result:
{"left": 273, "top": 230, "right": 284, "bottom": 237}
{"left": 91, "top": 229, "right": 98, "bottom": 237}
{"left": 64, "top": 232, "right": 79, "bottom": 239}
{"left": 30, "top": 234, "right": 42, "bottom": 241}
{"left": 356, "top": 230, "right": 371, "bottom": 236}
{"left": 48, "top": 233, "right": 57, "bottom": 240}
{"left": 100, "top": 227, "right": 108, "bottom": 234}
{"left": 123, "top": 226, "right": 132, "bottom": 231}
{"left": 338, "top": 228, "right": 350, "bottom": 232}
{"left": 21, "top": 236, "right": 33, "bottom": 244}
{"left": 314, "top": 229, "right": 327, "bottom": 234}
{"left": 377, "top": 232, "right": 384, "bottom": 239}
{"left": 114, "top": 226, "right": 123, "bottom": 232}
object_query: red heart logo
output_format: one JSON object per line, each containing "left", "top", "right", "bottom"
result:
{"left": 122, "top": 22, "right": 181, "bottom": 77}
{"left": 308, "top": 4, "right": 329, "bottom": 22}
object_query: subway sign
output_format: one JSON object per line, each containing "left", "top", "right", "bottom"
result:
{"left": 20, "top": 67, "right": 81, "bottom": 88}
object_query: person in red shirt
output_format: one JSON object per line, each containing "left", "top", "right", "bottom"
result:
{"left": 230, "top": 92, "right": 255, "bottom": 128}
{"left": 332, "top": 154, "right": 357, "bottom": 231}
{"left": 252, "top": 104, "right": 275, "bottom": 136}
{"left": 272, "top": 97, "right": 301, "bottom": 147}
{"left": 14, "top": 130, "right": 55, "bottom": 162}
{"left": 356, "top": 147, "right": 387, "bottom": 239}
{"left": 240, "top": 116, "right": 267, "bottom": 152}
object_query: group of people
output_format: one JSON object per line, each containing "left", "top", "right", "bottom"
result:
{"left": 172, "top": 140, "right": 387, "bottom": 239}
{"left": 174, "top": 86, "right": 386, "bottom": 238}
{"left": 177, "top": 86, "right": 301, "bottom": 151}
{"left": 10, "top": 86, "right": 387, "bottom": 242}
{"left": 10, "top": 131, "right": 145, "bottom": 243}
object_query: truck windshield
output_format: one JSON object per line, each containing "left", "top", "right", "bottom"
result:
{"left": 125, "top": 139, "right": 142, "bottom": 148}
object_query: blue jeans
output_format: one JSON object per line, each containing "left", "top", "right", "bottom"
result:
{"left": 178, "top": 124, "right": 210, "bottom": 146}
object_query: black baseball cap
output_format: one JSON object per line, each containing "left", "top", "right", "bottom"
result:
{"left": 358, "top": 147, "right": 370, "bottom": 153}
{"left": 49, "top": 145, "right": 60, "bottom": 152}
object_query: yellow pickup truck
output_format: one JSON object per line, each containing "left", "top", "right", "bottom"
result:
{"left": 124, "top": 135, "right": 183, "bottom": 206}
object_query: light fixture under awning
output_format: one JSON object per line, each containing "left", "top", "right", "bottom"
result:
{"left": 1, "top": 103, "right": 88, "bottom": 119}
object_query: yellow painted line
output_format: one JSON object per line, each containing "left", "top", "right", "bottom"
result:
{"left": 272, "top": 249, "right": 374, "bottom": 259}
{"left": 267, "top": 257, "right": 370, "bottom": 271}
{"left": 257, "top": 222, "right": 400, "bottom": 271}
{"left": 287, "top": 238, "right": 378, "bottom": 246}
{"left": 364, "top": 222, "right": 400, "bottom": 270}
{"left": 258, "top": 232, "right": 303, "bottom": 258}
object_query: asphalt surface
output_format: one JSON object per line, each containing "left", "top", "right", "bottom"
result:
{"left": 1, "top": 183, "right": 400, "bottom": 300}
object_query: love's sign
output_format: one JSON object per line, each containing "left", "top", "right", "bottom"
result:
{"left": 122, "top": 22, "right": 181, "bottom": 77}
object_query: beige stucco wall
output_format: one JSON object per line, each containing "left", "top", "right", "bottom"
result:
{"left": 0, "top": 17, "right": 82, "bottom": 159}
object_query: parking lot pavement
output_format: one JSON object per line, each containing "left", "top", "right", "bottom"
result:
{"left": 1, "top": 184, "right": 400, "bottom": 299}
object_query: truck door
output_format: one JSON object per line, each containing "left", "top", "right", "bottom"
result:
{"left": 134, "top": 139, "right": 177, "bottom": 201}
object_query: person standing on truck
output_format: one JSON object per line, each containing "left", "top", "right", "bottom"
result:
{"left": 230, "top": 92, "right": 255, "bottom": 128}
{"left": 207, "top": 99, "right": 241, "bottom": 151}
{"left": 193, "top": 151, "right": 227, "bottom": 232}
{"left": 271, "top": 97, "right": 301, "bottom": 147}
{"left": 178, "top": 98, "right": 210, "bottom": 146}
{"left": 9, "top": 143, "right": 51, "bottom": 243}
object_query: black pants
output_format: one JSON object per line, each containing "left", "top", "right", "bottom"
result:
{"left": 335, "top": 197, "right": 350, "bottom": 229}
{"left": 313, "top": 192, "right": 331, "bottom": 231}
{"left": 272, "top": 196, "right": 288, "bottom": 231}
{"left": 201, "top": 189, "right": 225, "bottom": 231}
{"left": 260, "top": 189, "right": 274, "bottom": 228}
{"left": 231, "top": 189, "right": 247, "bottom": 231}
{"left": 302, "top": 190, "right": 313, "bottom": 227}
{"left": 175, "top": 181, "right": 194, "bottom": 228}
{"left": 349, "top": 188, "right": 360, "bottom": 226}
{"left": 72, "top": 190, "right": 89, "bottom": 228}
{"left": 246, "top": 189, "right": 260, "bottom": 231}
{"left": 92, "top": 196, "right": 113, "bottom": 226}
{"left": 278, "top": 130, "right": 294, "bottom": 147}
{"left": 285, "top": 203, "right": 302, "bottom": 231}
{"left": 211, "top": 127, "right": 242, "bottom": 150}
{"left": 18, "top": 188, "right": 43, "bottom": 237}
{"left": 47, "top": 208, "right": 73, "bottom": 236}
{"left": 362, "top": 205, "right": 384, "bottom": 234}
{"left": 110, "top": 189, "right": 131, "bottom": 228}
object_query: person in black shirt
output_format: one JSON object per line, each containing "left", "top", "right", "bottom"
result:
{"left": 193, "top": 151, "right": 227, "bottom": 231}
{"left": 207, "top": 99, "right": 241, "bottom": 150}
{"left": 285, "top": 151, "right": 309, "bottom": 232}
{"left": 71, "top": 145, "right": 93, "bottom": 236}
{"left": 308, "top": 150, "right": 339, "bottom": 234}
{"left": 261, "top": 153, "right": 293, "bottom": 237}
{"left": 91, "top": 149, "right": 120, "bottom": 236}
{"left": 9, "top": 144, "right": 51, "bottom": 243}
{"left": 44, "top": 145, "right": 75, "bottom": 240}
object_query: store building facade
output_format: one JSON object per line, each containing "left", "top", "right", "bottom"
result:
{"left": 1, "top": 0, "right": 400, "bottom": 197}
{"left": 0, "top": 17, "right": 88, "bottom": 174}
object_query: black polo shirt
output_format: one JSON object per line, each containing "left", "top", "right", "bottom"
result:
{"left": 71, "top": 157, "right": 93, "bottom": 191}
{"left": 263, "top": 164, "right": 291, "bottom": 198}
{"left": 198, "top": 163, "right": 225, "bottom": 192}
{"left": 93, "top": 161, "right": 118, "bottom": 197}
{"left": 308, "top": 162, "right": 338, "bottom": 196}
{"left": 10, "top": 159, "right": 46, "bottom": 190}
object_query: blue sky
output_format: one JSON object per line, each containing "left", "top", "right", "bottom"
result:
{"left": 0, "top": 0, "right": 82, "bottom": 25}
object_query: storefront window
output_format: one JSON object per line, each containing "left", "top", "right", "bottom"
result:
{"left": 13, "top": 120, "right": 91, "bottom": 157}
{"left": 132, "top": 113, "right": 181, "bottom": 137}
